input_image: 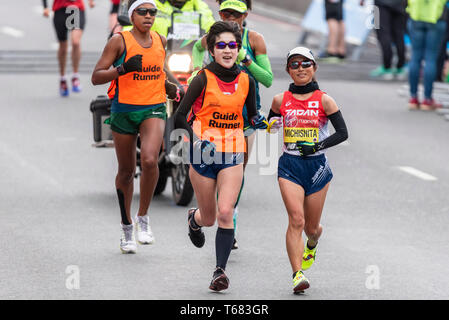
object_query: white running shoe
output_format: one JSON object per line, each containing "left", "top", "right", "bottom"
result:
{"left": 120, "top": 223, "right": 137, "bottom": 254}
{"left": 135, "top": 214, "right": 155, "bottom": 245}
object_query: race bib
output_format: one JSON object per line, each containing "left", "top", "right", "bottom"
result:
{"left": 283, "top": 127, "right": 319, "bottom": 143}
{"left": 171, "top": 12, "right": 201, "bottom": 40}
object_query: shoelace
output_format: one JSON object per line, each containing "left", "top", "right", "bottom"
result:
{"left": 72, "top": 78, "right": 80, "bottom": 87}
{"left": 138, "top": 217, "right": 149, "bottom": 233}
{"left": 295, "top": 272, "right": 304, "bottom": 281}
{"left": 122, "top": 226, "right": 134, "bottom": 242}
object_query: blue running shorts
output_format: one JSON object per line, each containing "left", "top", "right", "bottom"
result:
{"left": 190, "top": 149, "right": 244, "bottom": 180}
{"left": 278, "top": 153, "right": 333, "bottom": 196}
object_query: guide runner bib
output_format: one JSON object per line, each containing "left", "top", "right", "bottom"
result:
{"left": 114, "top": 30, "right": 166, "bottom": 107}
{"left": 192, "top": 69, "right": 249, "bottom": 153}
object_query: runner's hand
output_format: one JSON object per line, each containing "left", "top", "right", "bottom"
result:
{"left": 43, "top": 8, "right": 50, "bottom": 17}
{"left": 296, "top": 141, "right": 318, "bottom": 156}
{"left": 165, "top": 80, "right": 181, "bottom": 101}
{"left": 267, "top": 116, "right": 282, "bottom": 133}
{"left": 200, "top": 140, "right": 215, "bottom": 157}
{"left": 194, "top": 139, "right": 216, "bottom": 158}
{"left": 236, "top": 48, "right": 247, "bottom": 64}
{"left": 89, "top": 0, "right": 95, "bottom": 8}
{"left": 123, "top": 54, "right": 142, "bottom": 73}
{"left": 250, "top": 114, "right": 268, "bottom": 130}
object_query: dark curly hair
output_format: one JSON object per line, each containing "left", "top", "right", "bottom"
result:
{"left": 215, "top": 0, "right": 252, "bottom": 10}
{"left": 206, "top": 21, "right": 242, "bottom": 54}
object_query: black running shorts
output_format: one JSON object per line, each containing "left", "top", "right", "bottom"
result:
{"left": 53, "top": 7, "right": 86, "bottom": 42}
{"left": 111, "top": 3, "right": 119, "bottom": 14}
{"left": 325, "top": 0, "right": 344, "bottom": 21}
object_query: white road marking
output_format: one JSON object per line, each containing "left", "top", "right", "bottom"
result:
{"left": 0, "top": 26, "right": 25, "bottom": 38}
{"left": 397, "top": 166, "right": 437, "bottom": 181}
{"left": 0, "top": 141, "right": 61, "bottom": 188}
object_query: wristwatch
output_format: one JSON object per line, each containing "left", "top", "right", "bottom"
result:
{"left": 241, "top": 54, "right": 251, "bottom": 64}
{"left": 116, "top": 64, "right": 126, "bottom": 76}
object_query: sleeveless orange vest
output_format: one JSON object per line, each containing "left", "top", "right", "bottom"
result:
{"left": 113, "top": 30, "right": 166, "bottom": 106}
{"left": 192, "top": 69, "right": 249, "bottom": 153}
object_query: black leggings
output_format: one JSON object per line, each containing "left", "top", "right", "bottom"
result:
{"left": 376, "top": 5, "right": 407, "bottom": 69}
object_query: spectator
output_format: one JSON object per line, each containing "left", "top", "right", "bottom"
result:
{"left": 361, "top": 0, "right": 407, "bottom": 80}
{"left": 320, "top": 0, "right": 346, "bottom": 61}
{"left": 436, "top": 2, "right": 449, "bottom": 82}
{"left": 407, "top": 0, "right": 447, "bottom": 111}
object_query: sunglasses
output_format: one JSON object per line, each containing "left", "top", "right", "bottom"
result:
{"left": 215, "top": 41, "right": 239, "bottom": 50}
{"left": 135, "top": 7, "right": 158, "bottom": 17}
{"left": 220, "top": 10, "right": 244, "bottom": 19}
{"left": 288, "top": 60, "right": 314, "bottom": 69}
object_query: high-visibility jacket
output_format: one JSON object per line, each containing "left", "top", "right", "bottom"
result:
{"left": 407, "top": 0, "right": 447, "bottom": 24}
{"left": 152, "top": 0, "right": 215, "bottom": 38}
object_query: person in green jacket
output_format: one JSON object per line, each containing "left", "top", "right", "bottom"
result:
{"left": 190, "top": 0, "right": 273, "bottom": 250}
{"left": 151, "top": 0, "right": 215, "bottom": 40}
{"left": 116, "top": 0, "right": 215, "bottom": 40}
{"left": 407, "top": 0, "right": 448, "bottom": 110}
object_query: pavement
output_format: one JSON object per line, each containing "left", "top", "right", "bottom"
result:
{"left": 1, "top": 1, "right": 449, "bottom": 301}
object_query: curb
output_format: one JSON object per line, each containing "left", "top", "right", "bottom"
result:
{"left": 250, "top": 2, "right": 303, "bottom": 26}
{"left": 204, "top": 0, "right": 303, "bottom": 26}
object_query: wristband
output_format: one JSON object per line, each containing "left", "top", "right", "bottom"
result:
{"left": 241, "top": 54, "right": 251, "bottom": 64}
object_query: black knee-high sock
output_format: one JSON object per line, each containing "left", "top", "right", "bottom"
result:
{"left": 215, "top": 227, "right": 235, "bottom": 270}
{"left": 117, "top": 189, "right": 131, "bottom": 225}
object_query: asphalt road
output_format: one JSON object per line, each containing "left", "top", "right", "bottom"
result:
{"left": 1, "top": 1, "right": 449, "bottom": 300}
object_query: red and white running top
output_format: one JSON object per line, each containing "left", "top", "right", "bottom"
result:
{"left": 279, "top": 90, "right": 330, "bottom": 156}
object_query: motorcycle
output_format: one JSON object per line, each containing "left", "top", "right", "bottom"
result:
{"left": 90, "top": 0, "right": 200, "bottom": 206}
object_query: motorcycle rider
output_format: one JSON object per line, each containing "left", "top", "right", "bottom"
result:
{"left": 151, "top": 0, "right": 215, "bottom": 41}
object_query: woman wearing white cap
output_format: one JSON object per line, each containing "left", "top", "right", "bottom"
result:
{"left": 268, "top": 47, "right": 348, "bottom": 293}
{"left": 92, "top": 0, "right": 179, "bottom": 253}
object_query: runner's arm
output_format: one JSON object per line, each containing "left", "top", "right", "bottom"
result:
{"left": 42, "top": 0, "right": 48, "bottom": 8}
{"left": 192, "top": 37, "right": 207, "bottom": 70}
{"left": 315, "top": 94, "right": 348, "bottom": 151}
{"left": 91, "top": 34, "right": 124, "bottom": 85}
{"left": 245, "top": 32, "right": 273, "bottom": 88}
{"left": 174, "top": 72, "right": 207, "bottom": 140}
{"left": 269, "top": 93, "right": 283, "bottom": 115}
{"left": 245, "top": 77, "right": 258, "bottom": 123}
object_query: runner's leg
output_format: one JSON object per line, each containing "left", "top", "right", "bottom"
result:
{"left": 70, "top": 29, "right": 83, "bottom": 74}
{"left": 58, "top": 41, "right": 68, "bottom": 77}
{"left": 189, "top": 166, "right": 217, "bottom": 227}
{"left": 112, "top": 131, "right": 138, "bottom": 225}
{"left": 137, "top": 117, "right": 165, "bottom": 216}
{"left": 279, "top": 177, "right": 306, "bottom": 273}
{"left": 303, "top": 182, "right": 330, "bottom": 247}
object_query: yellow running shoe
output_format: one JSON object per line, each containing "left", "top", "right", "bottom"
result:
{"left": 293, "top": 271, "right": 310, "bottom": 293}
{"left": 302, "top": 244, "right": 317, "bottom": 271}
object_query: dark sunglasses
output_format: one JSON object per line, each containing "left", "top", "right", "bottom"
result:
{"left": 215, "top": 41, "right": 239, "bottom": 50}
{"left": 220, "top": 10, "right": 244, "bottom": 19}
{"left": 288, "top": 60, "right": 314, "bottom": 69}
{"left": 135, "top": 7, "right": 158, "bottom": 17}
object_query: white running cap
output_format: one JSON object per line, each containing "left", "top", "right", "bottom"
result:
{"left": 287, "top": 47, "right": 316, "bottom": 63}
{"left": 128, "top": 0, "right": 157, "bottom": 21}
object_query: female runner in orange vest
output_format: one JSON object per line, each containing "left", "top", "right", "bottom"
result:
{"left": 175, "top": 21, "right": 265, "bottom": 291}
{"left": 268, "top": 47, "right": 348, "bottom": 293}
{"left": 92, "top": 0, "right": 178, "bottom": 254}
